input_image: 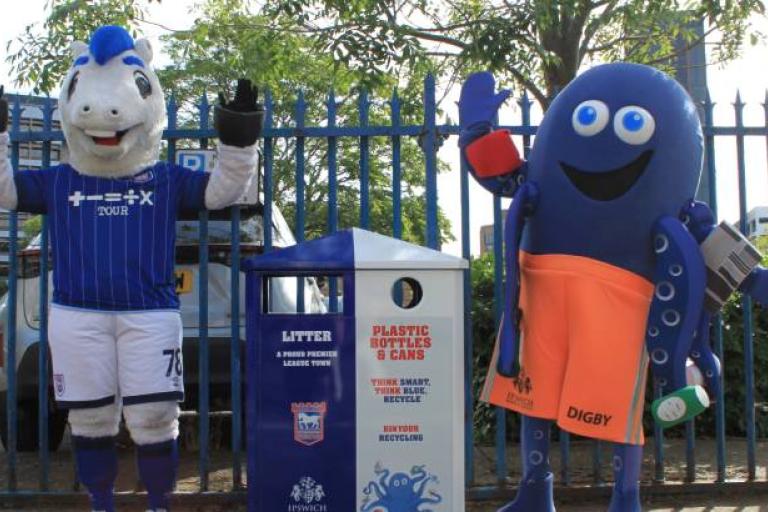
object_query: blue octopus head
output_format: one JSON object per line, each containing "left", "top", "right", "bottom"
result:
{"left": 387, "top": 472, "right": 414, "bottom": 499}
{"left": 528, "top": 62, "right": 702, "bottom": 205}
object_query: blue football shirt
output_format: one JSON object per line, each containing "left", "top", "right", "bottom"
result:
{"left": 14, "top": 162, "right": 210, "bottom": 311}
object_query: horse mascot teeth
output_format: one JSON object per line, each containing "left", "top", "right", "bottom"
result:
{"left": 459, "top": 64, "right": 768, "bottom": 511}
{"left": 0, "top": 25, "right": 264, "bottom": 512}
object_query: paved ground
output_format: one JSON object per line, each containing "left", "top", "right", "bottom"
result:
{"left": 18, "top": 500, "right": 768, "bottom": 511}
{"left": 2, "top": 428, "right": 768, "bottom": 510}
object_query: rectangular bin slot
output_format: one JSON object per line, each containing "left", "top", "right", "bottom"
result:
{"left": 260, "top": 274, "right": 344, "bottom": 315}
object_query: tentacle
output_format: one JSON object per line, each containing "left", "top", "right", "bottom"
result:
{"left": 363, "top": 481, "right": 385, "bottom": 500}
{"left": 498, "top": 180, "right": 539, "bottom": 377}
{"left": 646, "top": 216, "right": 706, "bottom": 394}
{"left": 689, "top": 310, "right": 721, "bottom": 399}
{"left": 361, "top": 498, "right": 386, "bottom": 512}
{"left": 418, "top": 491, "right": 443, "bottom": 505}
{"left": 410, "top": 465, "right": 428, "bottom": 485}
{"left": 679, "top": 200, "right": 715, "bottom": 243}
{"left": 376, "top": 468, "right": 390, "bottom": 489}
{"left": 414, "top": 473, "right": 435, "bottom": 497}
{"left": 741, "top": 267, "right": 768, "bottom": 307}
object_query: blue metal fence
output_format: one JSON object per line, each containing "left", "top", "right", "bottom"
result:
{"left": 3, "top": 78, "right": 768, "bottom": 502}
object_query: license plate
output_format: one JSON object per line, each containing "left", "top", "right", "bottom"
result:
{"left": 175, "top": 269, "right": 193, "bottom": 294}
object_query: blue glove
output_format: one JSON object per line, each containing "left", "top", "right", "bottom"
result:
{"left": 458, "top": 72, "right": 511, "bottom": 147}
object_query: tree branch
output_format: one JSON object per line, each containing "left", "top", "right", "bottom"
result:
{"left": 578, "top": 0, "right": 620, "bottom": 61}
{"left": 507, "top": 66, "right": 548, "bottom": 107}
{"left": 629, "top": 25, "right": 718, "bottom": 66}
{"left": 398, "top": 26, "right": 468, "bottom": 49}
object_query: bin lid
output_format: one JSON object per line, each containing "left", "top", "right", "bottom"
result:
{"left": 243, "top": 228, "right": 468, "bottom": 272}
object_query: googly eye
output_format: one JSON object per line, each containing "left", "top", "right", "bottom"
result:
{"left": 614, "top": 105, "right": 655, "bottom": 145}
{"left": 572, "top": 100, "right": 609, "bottom": 136}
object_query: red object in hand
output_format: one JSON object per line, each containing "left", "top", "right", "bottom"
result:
{"left": 466, "top": 129, "right": 522, "bottom": 178}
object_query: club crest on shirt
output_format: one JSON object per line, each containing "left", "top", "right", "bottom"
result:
{"left": 53, "top": 374, "right": 65, "bottom": 397}
{"left": 132, "top": 170, "right": 154, "bottom": 183}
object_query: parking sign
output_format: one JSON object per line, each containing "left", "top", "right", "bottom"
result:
{"left": 176, "top": 150, "right": 215, "bottom": 173}
{"left": 176, "top": 149, "right": 259, "bottom": 205}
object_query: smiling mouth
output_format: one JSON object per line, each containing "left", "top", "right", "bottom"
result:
{"left": 560, "top": 150, "right": 653, "bottom": 201}
{"left": 84, "top": 128, "right": 131, "bottom": 147}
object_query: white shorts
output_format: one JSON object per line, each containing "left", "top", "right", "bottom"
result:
{"left": 48, "top": 305, "right": 184, "bottom": 409}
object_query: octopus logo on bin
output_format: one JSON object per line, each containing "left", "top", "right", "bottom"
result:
{"left": 244, "top": 228, "right": 468, "bottom": 511}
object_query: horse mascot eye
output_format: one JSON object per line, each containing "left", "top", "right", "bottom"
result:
{"left": 134, "top": 71, "right": 152, "bottom": 98}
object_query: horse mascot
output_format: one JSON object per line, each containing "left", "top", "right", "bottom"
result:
{"left": 0, "top": 25, "right": 263, "bottom": 512}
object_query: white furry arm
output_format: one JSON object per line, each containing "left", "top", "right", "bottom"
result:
{"left": 0, "top": 133, "right": 18, "bottom": 210}
{"left": 204, "top": 142, "right": 258, "bottom": 210}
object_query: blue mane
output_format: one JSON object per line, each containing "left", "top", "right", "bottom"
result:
{"left": 89, "top": 26, "right": 135, "bottom": 66}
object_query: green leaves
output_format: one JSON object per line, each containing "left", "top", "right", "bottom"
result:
{"left": 263, "top": 0, "right": 764, "bottom": 107}
{"left": 159, "top": 0, "right": 452, "bottom": 245}
{"left": 6, "top": 0, "right": 147, "bottom": 94}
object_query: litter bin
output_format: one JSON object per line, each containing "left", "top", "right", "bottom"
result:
{"left": 244, "top": 228, "right": 467, "bottom": 511}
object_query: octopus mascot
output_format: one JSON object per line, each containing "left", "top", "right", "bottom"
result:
{"left": 460, "top": 63, "right": 768, "bottom": 511}
{"left": 0, "top": 26, "right": 263, "bottom": 512}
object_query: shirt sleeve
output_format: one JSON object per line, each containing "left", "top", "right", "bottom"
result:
{"left": 14, "top": 168, "right": 51, "bottom": 214}
{"left": 173, "top": 164, "right": 211, "bottom": 214}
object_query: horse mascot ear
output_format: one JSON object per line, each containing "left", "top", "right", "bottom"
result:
{"left": 70, "top": 40, "right": 89, "bottom": 59}
{"left": 134, "top": 38, "right": 154, "bottom": 64}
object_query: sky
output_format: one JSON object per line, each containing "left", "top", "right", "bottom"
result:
{"left": 1, "top": 1, "right": 767, "bottom": 257}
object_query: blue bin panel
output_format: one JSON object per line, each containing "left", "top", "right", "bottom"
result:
{"left": 248, "top": 313, "right": 356, "bottom": 511}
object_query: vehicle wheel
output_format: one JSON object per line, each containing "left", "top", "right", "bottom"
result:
{"left": 0, "top": 395, "right": 68, "bottom": 452}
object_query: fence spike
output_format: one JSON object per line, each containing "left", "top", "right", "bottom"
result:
{"left": 703, "top": 88, "right": 713, "bottom": 109}
{"left": 734, "top": 90, "right": 744, "bottom": 110}
{"left": 358, "top": 87, "right": 369, "bottom": 121}
{"left": 264, "top": 88, "right": 273, "bottom": 128}
{"left": 702, "top": 88, "right": 715, "bottom": 135}
{"left": 390, "top": 88, "right": 401, "bottom": 120}
{"left": 518, "top": 89, "right": 532, "bottom": 108}
{"left": 11, "top": 96, "right": 22, "bottom": 132}
{"left": 296, "top": 89, "right": 306, "bottom": 128}
{"left": 199, "top": 94, "right": 210, "bottom": 130}
{"left": 165, "top": 95, "right": 178, "bottom": 131}
{"left": 425, "top": 72, "right": 436, "bottom": 92}
{"left": 42, "top": 97, "right": 55, "bottom": 131}
{"left": 326, "top": 89, "right": 336, "bottom": 112}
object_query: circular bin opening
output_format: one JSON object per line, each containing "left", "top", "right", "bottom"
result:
{"left": 391, "top": 277, "right": 423, "bottom": 309}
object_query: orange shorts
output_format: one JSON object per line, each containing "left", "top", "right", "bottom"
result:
{"left": 481, "top": 252, "right": 654, "bottom": 445}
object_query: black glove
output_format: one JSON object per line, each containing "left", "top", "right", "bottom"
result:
{"left": 0, "top": 86, "right": 8, "bottom": 133}
{"left": 214, "top": 79, "right": 265, "bottom": 148}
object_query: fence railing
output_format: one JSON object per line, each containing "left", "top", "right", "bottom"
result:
{"left": 3, "top": 77, "right": 768, "bottom": 502}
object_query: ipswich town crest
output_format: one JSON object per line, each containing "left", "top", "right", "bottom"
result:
{"left": 291, "top": 402, "right": 327, "bottom": 446}
{"left": 53, "top": 374, "right": 65, "bottom": 397}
